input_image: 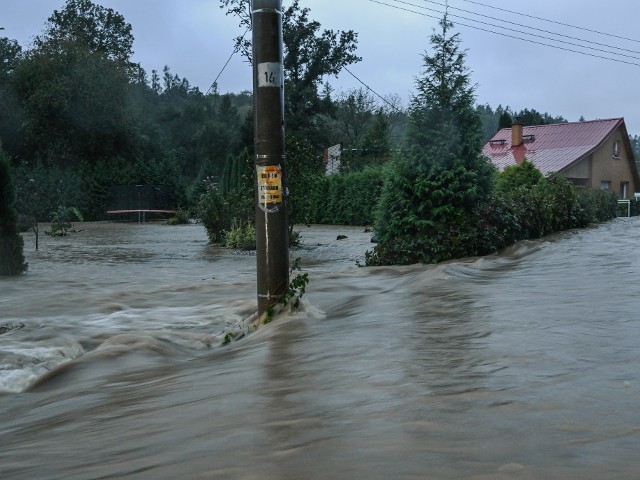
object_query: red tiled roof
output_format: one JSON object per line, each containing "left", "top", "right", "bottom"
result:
{"left": 482, "top": 118, "right": 623, "bottom": 174}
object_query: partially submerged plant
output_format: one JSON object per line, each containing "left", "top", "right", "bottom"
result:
{"left": 46, "top": 206, "right": 83, "bottom": 236}
{"left": 263, "top": 257, "right": 309, "bottom": 324}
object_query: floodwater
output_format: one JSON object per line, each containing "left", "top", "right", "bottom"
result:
{"left": 1, "top": 220, "right": 640, "bottom": 479}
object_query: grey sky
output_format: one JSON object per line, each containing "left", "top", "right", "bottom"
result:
{"left": 3, "top": 0, "right": 640, "bottom": 135}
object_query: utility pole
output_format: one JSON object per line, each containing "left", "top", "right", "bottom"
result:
{"left": 252, "top": 0, "right": 289, "bottom": 317}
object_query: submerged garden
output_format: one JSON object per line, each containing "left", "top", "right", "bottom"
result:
{"left": 0, "top": 0, "right": 623, "bottom": 276}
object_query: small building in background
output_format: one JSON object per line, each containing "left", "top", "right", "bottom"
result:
{"left": 483, "top": 118, "right": 640, "bottom": 199}
{"left": 324, "top": 144, "right": 342, "bottom": 175}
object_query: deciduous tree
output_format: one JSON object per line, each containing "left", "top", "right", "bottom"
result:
{"left": 33, "top": 0, "right": 134, "bottom": 65}
{"left": 220, "top": 0, "right": 361, "bottom": 139}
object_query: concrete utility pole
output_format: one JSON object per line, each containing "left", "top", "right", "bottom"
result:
{"left": 252, "top": 0, "right": 289, "bottom": 316}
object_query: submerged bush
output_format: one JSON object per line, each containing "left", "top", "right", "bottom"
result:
{"left": 367, "top": 157, "right": 620, "bottom": 266}
{"left": 366, "top": 154, "right": 495, "bottom": 266}
{"left": 198, "top": 181, "right": 232, "bottom": 244}
{"left": 225, "top": 219, "right": 256, "bottom": 250}
{"left": 577, "top": 187, "right": 618, "bottom": 223}
{"left": 165, "top": 207, "right": 191, "bottom": 225}
{"left": 45, "top": 206, "right": 84, "bottom": 237}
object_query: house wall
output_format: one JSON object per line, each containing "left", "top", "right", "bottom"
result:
{"left": 588, "top": 126, "right": 637, "bottom": 198}
{"left": 563, "top": 155, "right": 591, "bottom": 181}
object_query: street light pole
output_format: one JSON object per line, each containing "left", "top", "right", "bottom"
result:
{"left": 252, "top": 0, "right": 289, "bottom": 317}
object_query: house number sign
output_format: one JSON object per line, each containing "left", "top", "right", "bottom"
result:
{"left": 258, "top": 62, "right": 282, "bottom": 88}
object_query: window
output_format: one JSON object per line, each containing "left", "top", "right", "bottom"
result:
{"left": 613, "top": 140, "right": 620, "bottom": 158}
{"left": 620, "top": 181, "right": 629, "bottom": 199}
{"left": 600, "top": 181, "right": 610, "bottom": 190}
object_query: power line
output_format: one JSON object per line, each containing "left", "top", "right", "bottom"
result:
{"left": 343, "top": 66, "right": 404, "bottom": 114}
{"left": 203, "top": 27, "right": 250, "bottom": 97}
{"left": 462, "top": 0, "right": 640, "bottom": 45}
{"left": 418, "top": 0, "right": 640, "bottom": 57}
{"left": 399, "top": 0, "right": 640, "bottom": 61}
{"left": 368, "top": 0, "right": 640, "bottom": 68}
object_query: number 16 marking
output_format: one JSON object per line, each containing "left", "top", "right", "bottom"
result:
{"left": 258, "top": 62, "right": 282, "bottom": 88}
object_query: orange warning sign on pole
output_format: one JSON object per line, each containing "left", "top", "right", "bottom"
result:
{"left": 257, "top": 165, "right": 283, "bottom": 206}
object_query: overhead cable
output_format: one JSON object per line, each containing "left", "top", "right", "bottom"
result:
{"left": 417, "top": 0, "right": 640, "bottom": 56}
{"left": 368, "top": 0, "right": 640, "bottom": 68}
{"left": 343, "top": 66, "right": 404, "bottom": 114}
{"left": 462, "top": 0, "right": 640, "bottom": 44}
{"left": 203, "top": 27, "right": 250, "bottom": 98}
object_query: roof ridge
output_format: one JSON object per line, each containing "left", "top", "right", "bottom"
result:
{"left": 524, "top": 118, "right": 622, "bottom": 129}
{"left": 494, "top": 118, "right": 623, "bottom": 134}
{"left": 483, "top": 118, "right": 629, "bottom": 176}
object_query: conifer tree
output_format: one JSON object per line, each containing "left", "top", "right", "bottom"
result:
{"left": 498, "top": 110, "right": 513, "bottom": 130}
{"left": 0, "top": 148, "right": 27, "bottom": 275}
{"left": 368, "top": 13, "right": 495, "bottom": 265}
{"left": 405, "top": 13, "right": 483, "bottom": 169}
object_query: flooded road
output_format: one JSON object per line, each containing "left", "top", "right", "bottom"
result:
{"left": 2, "top": 220, "right": 640, "bottom": 479}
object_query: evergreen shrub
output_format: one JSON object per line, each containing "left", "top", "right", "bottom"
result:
{"left": 0, "top": 151, "right": 27, "bottom": 275}
{"left": 306, "top": 166, "right": 384, "bottom": 226}
{"left": 368, "top": 158, "right": 620, "bottom": 266}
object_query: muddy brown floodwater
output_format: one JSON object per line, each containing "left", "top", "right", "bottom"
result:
{"left": 1, "top": 220, "right": 640, "bottom": 479}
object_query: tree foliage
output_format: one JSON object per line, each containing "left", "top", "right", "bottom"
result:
{"left": 0, "top": 148, "right": 27, "bottom": 275}
{"left": 14, "top": 43, "right": 134, "bottom": 169}
{"left": 405, "top": 14, "right": 483, "bottom": 167}
{"left": 476, "top": 104, "right": 568, "bottom": 141}
{"left": 368, "top": 14, "right": 495, "bottom": 265}
{"left": 630, "top": 134, "right": 640, "bottom": 172}
{"left": 495, "top": 158, "right": 543, "bottom": 197}
{"left": 0, "top": 37, "right": 24, "bottom": 156}
{"left": 282, "top": 1, "right": 360, "bottom": 136}
{"left": 2, "top": 0, "right": 257, "bottom": 222}
{"left": 221, "top": 0, "right": 361, "bottom": 141}
{"left": 32, "top": 0, "right": 134, "bottom": 66}
{"left": 286, "top": 134, "right": 325, "bottom": 228}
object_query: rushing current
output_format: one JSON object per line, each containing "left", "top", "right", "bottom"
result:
{"left": 1, "top": 219, "right": 640, "bottom": 479}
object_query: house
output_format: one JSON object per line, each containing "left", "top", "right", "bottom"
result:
{"left": 482, "top": 118, "right": 640, "bottom": 199}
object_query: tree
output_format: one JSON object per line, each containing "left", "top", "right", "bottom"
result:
{"left": 368, "top": 13, "right": 495, "bottom": 265}
{"left": 332, "top": 88, "right": 376, "bottom": 147}
{"left": 630, "top": 134, "right": 640, "bottom": 172}
{"left": 33, "top": 0, "right": 134, "bottom": 66}
{"left": 404, "top": 15, "right": 485, "bottom": 171}
{"left": 0, "top": 37, "right": 22, "bottom": 79}
{"left": 0, "top": 37, "right": 24, "bottom": 157}
{"left": 475, "top": 103, "right": 499, "bottom": 141}
{"left": 13, "top": 0, "right": 141, "bottom": 169}
{"left": 358, "top": 108, "right": 391, "bottom": 167}
{"left": 286, "top": 134, "right": 325, "bottom": 229}
{"left": 0, "top": 147, "right": 27, "bottom": 275}
{"left": 498, "top": 109, "right": 513, "bottom": 130}
{"left": 14, "top": 43, "right": 135, "bottom": 169}
{"left": 221, "top": 0, "right": 361, "bottom": 140}
{"left": 282, "top": 1, "right": 360, "bottom": 137}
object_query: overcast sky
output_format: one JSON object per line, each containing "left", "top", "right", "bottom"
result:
{"left": 3, "top": 0, "right": 640, "bottom": 135}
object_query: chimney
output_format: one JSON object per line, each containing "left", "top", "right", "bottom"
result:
{"left": 512, "top": 119, "right": 523, "bottom": 147}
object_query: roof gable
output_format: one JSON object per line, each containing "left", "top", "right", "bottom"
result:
{"left": 482, "top": 118, "right": 624, "bottom": 174}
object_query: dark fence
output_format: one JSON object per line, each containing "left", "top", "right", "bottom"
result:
{"left": 107, "top": 184, "right": 174, "bottom": 222}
